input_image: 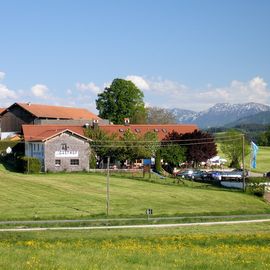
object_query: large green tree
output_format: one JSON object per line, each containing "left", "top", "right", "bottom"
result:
{"left": 118, "top": 129, "right": 159, "bottom": 163}
{"left": 84, "top": 127, "right": 159, "bottom": 167}
{"left": 84, "top": 127, "right": 120, "bottom": 167}
{"left": 160, "top": 144, "right": 186, "bottom": 172}
{"left": 219, "top": 130, "right": 250, "bottom": 168}
{"left": 96, "top": 79, "right": 146, "bottom": 124}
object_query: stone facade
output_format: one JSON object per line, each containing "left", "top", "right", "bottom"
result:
{"left": 44, "top": 133, "right": 90, "bottom": 172}
{"left": 25, "top": 131, "right": 90, "bottom": 172}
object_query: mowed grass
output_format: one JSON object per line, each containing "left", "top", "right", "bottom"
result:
{"left": 0, "top": 222, "right": 270, "bottom": 269}
{"left": 0, "top": 164, "right": 270, "bottom": 221}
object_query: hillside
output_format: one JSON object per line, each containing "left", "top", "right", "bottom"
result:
{"left": 226, "top": 111, "right": 270, "bottom": 127}
{"left": 0, "top": 165, "right": 269, "bottom": 221}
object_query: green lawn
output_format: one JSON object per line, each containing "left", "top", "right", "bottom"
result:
{"left": 0, "top": 222, "right": 270, "bottom": 269}
{"left": 217, "top": 143, "right": 270, "bottom": 173}
{"left": 0, "top": 164, "right": 269, "bottom": 221}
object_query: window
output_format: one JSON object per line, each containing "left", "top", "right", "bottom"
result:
{"left": 55, "top": 160, "right": 61, "bottom": 166}
{"left": 61, "top": 143, "right": 67, "bottom": 151}
{"left": 70, "top": 159, "right": 79, "bottom": 165}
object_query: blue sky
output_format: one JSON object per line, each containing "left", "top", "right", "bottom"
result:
{"left": 1, "top": 0, "right": 270, "bottom": 112}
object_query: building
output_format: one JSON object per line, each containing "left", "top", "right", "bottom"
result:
{"left": 0, "top": 102, "right": 104, "bottom": 139}
{"left": 22, "top": 125, "right": 91, "bottom": 172}
{"left": 0, "top": 107, "right": 4, "bottom": 138}
{"left": 98, "top": 123, "right": 198, "bottom": 140}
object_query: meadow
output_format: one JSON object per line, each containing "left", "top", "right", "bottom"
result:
{"left": 249, "top": 146, "right": 270, "bottom": 173}
{"left": 1, "top": 160, "right": 270, "bottom": 269}
{"left": 0, "top": 164, "right": 270, "bottom": 221}
{"left": 0, "top": 222, "right": 270, "bottom": 269}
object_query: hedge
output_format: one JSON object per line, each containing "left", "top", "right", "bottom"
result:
{"left": 17, "top": 156, "right": 41, "bottom": 173}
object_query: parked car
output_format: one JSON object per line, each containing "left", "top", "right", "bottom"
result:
{"left": 176, "top": 169, "right": 194, "bottom": 179}
{"left": 221, "top": 169, "right": 248, "bottom": 180}
{"left": 263, "top": 171, "right": 270, "bottom": 178}
{"left": 207, "top": 171, "right": 223, "bottom": 181}
{"left": 176, "top": 169, "right": 208, "bottom": 181}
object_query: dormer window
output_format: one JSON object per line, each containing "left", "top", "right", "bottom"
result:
{"left": 154, "top": 128, "right": 159, "bottom": 132}
{"left": 162, "top": 128, "right": 167, "bottom": 133}
{"left": 119, "top": 128, "right": 124, "bottom": 132}
{"left": 135, "top": 128, "right": 140, "bottom": 133}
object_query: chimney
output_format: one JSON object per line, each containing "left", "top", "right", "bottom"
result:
{"left": 27, "top": 102, "right": 31, "bottom": 106}
{"left": 124, "top": 118, "right": 130, "bottom": 126}
{"left": 93, "top": 119, "right": 99, "bottom": 129}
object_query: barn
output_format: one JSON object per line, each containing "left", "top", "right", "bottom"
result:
{"left": 0, "top": 102, "right": 102, "bottom": 140}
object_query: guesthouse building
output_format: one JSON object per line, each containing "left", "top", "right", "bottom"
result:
{"left": 22, "top": 125, "right": 91, "bottom": 172}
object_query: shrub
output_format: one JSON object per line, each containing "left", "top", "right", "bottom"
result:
{"left": 17, "top": 156, "right": 41, "bottom": 173}
{"left": 246, "top": 178, "right": 268, "bottom": 197}
{"left": 246, "top": 184, "right": 265, "bottom": 197}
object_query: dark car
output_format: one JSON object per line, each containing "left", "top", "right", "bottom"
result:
{"left": 207, "top": 171, "right": 223, "bottom": 181}
{"left": 177, "top": 169, "right": 208, "bottom": 181}
{"left": 263, "top": 171, "right": 270, "bottom": 178}
{"left": 176, "top": 169, "right": 194, "bottom": 179}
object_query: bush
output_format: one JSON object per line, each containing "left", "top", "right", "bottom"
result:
{"left": 17, "top": 156, "right": 41, "bottom": 173}
{"left": 246, "top": 178, "right": 268, "bottom": 197}
{"left": 246, "top": 184, "right": 265, "bottom": 197}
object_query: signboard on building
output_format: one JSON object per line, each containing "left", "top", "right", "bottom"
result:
{"left": 55, "top": 151, "right": 79, "bottom": 158}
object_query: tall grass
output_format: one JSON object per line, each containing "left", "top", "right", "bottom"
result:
{"left": 0, "top": 222, "right": 270, "bottom": 269}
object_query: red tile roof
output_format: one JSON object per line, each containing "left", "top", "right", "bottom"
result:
{"left": 0, "top": 108, "right": 5, "bottom": 114}
{"left": 22, "top": 125, "right": 87, "bottom": 142}
{"left": 8, "top": 103, "right": 100, "bottom": 120}
{"left": 99, "top": 124, "right": 198, "bottom": 140}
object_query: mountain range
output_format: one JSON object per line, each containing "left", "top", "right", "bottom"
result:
{"left": 171, "top": 102, "right": 270, "bottom": 128}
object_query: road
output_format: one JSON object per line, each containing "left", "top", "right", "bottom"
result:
{"left": 0, "top": 219, "right": 270, "bottom": 232}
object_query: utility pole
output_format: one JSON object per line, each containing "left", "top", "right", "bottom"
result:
{"left": 106, "top": 156, "right": 110, "bottom": 217}
{"left": 242, "top": 134, "right": 245, "bottom": 191}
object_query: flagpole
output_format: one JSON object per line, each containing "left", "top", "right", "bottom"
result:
{"left": 249, "top": 141, "right": 252, "bottom": 172}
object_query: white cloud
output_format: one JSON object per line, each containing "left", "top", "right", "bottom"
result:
{"left": 0, "top": 83, "right": 17, "bottom": 99}
{"left": 124, "top": 75, "right": 270, "bottom": 111}
{"left": 31, "top": 84, "right": 49, "bottom": 99}
{"left": 199, "top": 76, "right": 269, "bottom": 105}
{"left": 66, "top": 89, "right": 72, "bottom": 95}
{"left": 76, "top": 82, "right": 101, "bottom": 94}
{"left": 125, "top": 75, "right": 150, "bottom": 90}
{"left": 0, "top": 71, "right": 5, "bottom": 80}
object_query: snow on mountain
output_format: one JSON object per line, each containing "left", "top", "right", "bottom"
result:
{"left": 171, "top": 102, "right": 270, "bottom": 128}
